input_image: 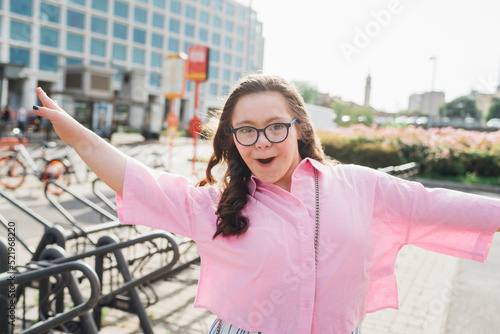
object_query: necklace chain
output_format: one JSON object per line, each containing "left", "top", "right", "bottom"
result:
{"left": 215, "top": 169, "right": 320, "bottom": 334}
{"left": 314, "top": 169, "right": 320, "bottom": 269}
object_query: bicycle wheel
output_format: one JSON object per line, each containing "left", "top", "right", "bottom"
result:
{"left": 43, "top": 159, "right": 71, "bottom": 195}
{"left": 0, "top": 156, "right": 26, "bottom": 189}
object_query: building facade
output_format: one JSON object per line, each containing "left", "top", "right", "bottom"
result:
{"left": 408, "top": 91, "right": 445, "bottom": 118}
{"left": 0, "top": 0, "right": 264, "bottom": 137}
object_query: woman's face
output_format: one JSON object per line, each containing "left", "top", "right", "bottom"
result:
{"left": 231, "top": 92, "right": 301, "bottom": 192}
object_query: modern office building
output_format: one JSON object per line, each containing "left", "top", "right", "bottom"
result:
{"left": 0, "top": 0, "right": 264, "bottom": 137}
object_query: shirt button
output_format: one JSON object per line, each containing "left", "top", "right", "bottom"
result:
{"left": 305, "top": 301, "right": 311, "bottom": 308}
{"left": 303, "top": 229, "right": 309, "bottom": 235}
{"left": 305, "top": 264, "right": 312, "bottom": 271}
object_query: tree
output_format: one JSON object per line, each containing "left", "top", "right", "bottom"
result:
{"left": 332, "top": 101, "right": 374, "bottom": 126}
{"left": 439, "top": 96, "right": 481, "bottom": 120}
{"left": 292, "top": 81, "right": 319, "bottom": 104}
{"left": 486, "top": 98, "right": 500, "bottom": 120}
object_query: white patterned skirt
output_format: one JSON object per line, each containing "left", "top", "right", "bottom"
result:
{"left": 208, "top": 318, "right": 362, "bottom": 334}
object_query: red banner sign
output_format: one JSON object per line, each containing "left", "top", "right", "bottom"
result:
{"left": 187, "top": 46, "right": 209, "bottom": 81}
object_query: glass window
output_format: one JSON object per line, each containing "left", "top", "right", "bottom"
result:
{"left": 170, "top": 0, "right": 181, "bottom": 14}
{"left": 40, "top": 3, "right": 60, "bottom": 23}
{"left": 209, "top": 83, "right": 218, "bottom": 96}
{"left": 233, "top": 71, "right": 240, "bottom": 82}
{"left": 222, "top": 69, "right": 230, "bottom": 82}
{"left": 92, "top": 0, "right": 107, "bottom": 12}
{"left": 151, "top": 52, "right": 162, "bottom": 68}
{"left": 112, "top": 65, "right": 124, "bottom": 82}
{"left": 236, "top": 40, "right": 243, "bottom": 52}
{"left": 68, "top": 0, "right": 85, "bottom": 5}
{"left": 113, "top": 44, "right": 126, "bottom": 61}
{"left": 152, "top": 33, "right": 163, "bottom": 48}
{"left": 39, "top": 52, "right": 58, "bottom": 72}
{"left": 201, "top": 0, "right": 210, "bottom": 6}
{"left": 200, "top": 11, "right": 209, "bottom": 24}
{"left": 67, "top": 10, "right": 85, "bottom": 29}
{"left": 134, "top": 7, "right": 147, "bottom": 23}
{"left": 185, "top": 5, "right": 195, "bottom": 19}
{"left": 150, "top": 73, "right": 161, "bottom": 88}
{"left": 67, "top": 33, "right": 84, "bottom": 52}
{"left": 213, "top": 16, "right": 221, "bottom": 29}
{"left": 223, "top": 53, "right": 231, "bottom": 65}
{"left": 237, "top": 25, "right": 244, "bottom": 37}
{"left": 225, "top": 21, "right": 233, "bottom": 33}
{"left": 137, "top": 0, "right": 147, "bottom": 3}
{"left": 113, "top": 23, "right": 127, "bottom": 39}
{"left": 183, "top": 42, "right": 192, "bottom": 53}
{"left": 67, "top": 57, "right": 83, "bottom": 65}
{"left": 152, "top": 13, "right": 164, "bottom": 28}
{"left": 91, "top": 16, "right": 107, "bottom": 34}
{"left": 185, "top": 24, "right": 194, "bottom": 38}
{"left": 133, "top": 28, "right": 146, "bottom": 44}
{"left": 237, "top": 7, "right": 246, "bottom": 21}
{"left": 224, "top": 37, "right": 232, "bottom": 49}
{"left": 91, "top": 39, "right": 106, "bottom": 57}
{"left": 153, "top": 0, "right": 165, "bottom": 9}
{"left": 208, "top": 65, "right": 218, "bottom": 79}
{"left": 211, "top": 49, "right": 219, "bottom": 63}
{"left": 226, "top": 3, "right": 234, "bottom": 16}
{"left": 133, "top": 48, "right": 145, "bottom": 65}
{"left": 10, "top": 20, "right": 31, "bottom": 42}
{"left": 10, "top": 0, "right": 32, "bottom": 16}
{"left": 169, "top": 19, "right": 180, "bottom": 33}
{"left": 168, "top": 38, "right": 179, "bottom": 53}
{"left": 114, "top": 1, "right": 128, "bottom": 18}
{"left": 235, "top": 56, "right": 242, "bottom": 68}
{"left": 199, "top": 28, "right": 208, "bottom": 42}
{"left": 90, "top": 60, "right": 105, "bottom": 67}
{"left": 213, "top": 0, "right": 222, "bottom": 11}
{"left": 222, "top": 85, "right": 230, "bottom": 95}
{"left": 40, "top": 27, "right": 58, "bottom": 47}
{"left": 212, "top": 32, "right": 220, "bottom": 45}
{"left": 10, "top": 47, "right": 30, "bottom": 67}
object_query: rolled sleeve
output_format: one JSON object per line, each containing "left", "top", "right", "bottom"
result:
{"left": 116, "top": 157, "right": 217, "bottom": 240}
{"left": 407, "top": 185, "right": 500, "bottom": 262}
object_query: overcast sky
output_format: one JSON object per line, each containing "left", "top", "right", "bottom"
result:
{"left": 248, "top": 0, "right": 500, "bottom": 112}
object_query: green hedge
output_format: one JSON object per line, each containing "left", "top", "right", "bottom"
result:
{"left": 319, "top": 132, "right": 500, "bottom": 178}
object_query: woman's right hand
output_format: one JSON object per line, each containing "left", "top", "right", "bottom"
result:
{"left": 33, "top": 87, "right": 83, "bottom": 146}
{"left": 32, "top": 87, "right": 127, "bottom": 195}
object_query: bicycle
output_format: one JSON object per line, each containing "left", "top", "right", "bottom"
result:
{"left": 0, "top": 128, "right": 71, "bottom": 195}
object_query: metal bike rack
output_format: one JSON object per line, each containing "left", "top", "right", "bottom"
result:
{"left": 40, "top": 230, "right": 180, "bottom": 334}
{"left": 44, "top": 180, "right": 118, "bottom": 225}
{"left": 0, "top": 258, "right": 100, "bottom": 334}
{"left": 92, "top": 177, "right": 117, "bottom": 212}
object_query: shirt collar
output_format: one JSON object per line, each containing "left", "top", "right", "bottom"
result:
{"left": 247, "top": 157, "right": 326, "bottom": 197}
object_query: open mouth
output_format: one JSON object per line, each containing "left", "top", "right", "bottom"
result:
{"left": 257, "top": 157, "right": 275, "bottom": 164}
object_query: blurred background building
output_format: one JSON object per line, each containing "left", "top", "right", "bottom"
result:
{"left": 0, "top": 0, "right": 264, "bottom": 138}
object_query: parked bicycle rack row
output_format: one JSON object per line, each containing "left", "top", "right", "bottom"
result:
{"left": 0, "top": 175, "right": 208, "bottom": 333}
{"left": 0, "top": 237, "right": 100, "bottom": 334}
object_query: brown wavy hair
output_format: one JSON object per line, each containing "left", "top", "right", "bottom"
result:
{"left": 198, "top": 74, "right": 327, "bottom": 239}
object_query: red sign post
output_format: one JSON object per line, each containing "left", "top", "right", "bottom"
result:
{"left": 187, "top": 46, "right": 209, "bottom": 175}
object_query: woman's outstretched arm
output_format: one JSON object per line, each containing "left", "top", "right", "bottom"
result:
{"left": 33, "top": 87, "right": 127, "bottom": 195}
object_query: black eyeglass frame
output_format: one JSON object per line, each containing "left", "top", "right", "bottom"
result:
{"left": 230, "top": 118, "right": 297, "bottom": 146}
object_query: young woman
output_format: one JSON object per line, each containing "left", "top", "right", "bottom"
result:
{"left": 33, "top": 75, "right": 500, "bottom": 334}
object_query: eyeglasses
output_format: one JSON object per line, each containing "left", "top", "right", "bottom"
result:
{"left": 231, "top": 118, "right": 297, "bottom": 146}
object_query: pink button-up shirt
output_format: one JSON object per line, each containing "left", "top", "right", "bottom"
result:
{"left": 117, "top": 157, "right": 500, "bottom": 334}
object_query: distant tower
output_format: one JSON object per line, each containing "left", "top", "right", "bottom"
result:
{"left": 364, "top": 74, "right": 371, "bottom": 107}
